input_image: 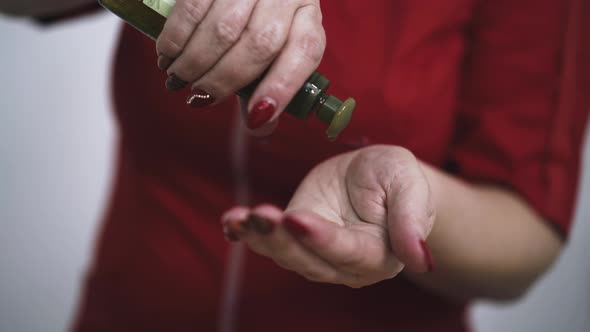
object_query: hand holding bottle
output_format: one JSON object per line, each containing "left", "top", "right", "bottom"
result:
{"left": 156, "top": 0, "right": 325, "bottom": 133}
{"left": 221, "top": 145, "right": 436, "bottom": 288}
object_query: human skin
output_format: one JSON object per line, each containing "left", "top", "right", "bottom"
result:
{"left": 2, "top": 0, "right": 563, "bottom": 301}
{"left": 155, "top": 0, "right": 325, "bottom": 133}
{"left": 222, "top": 145, "right": 562, "bottom": 301}
{"left": 1, "top": 0, "right": 324, "bottom": 133}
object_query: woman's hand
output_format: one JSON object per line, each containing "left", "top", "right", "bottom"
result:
{"left": 221, "top": 145, "right": 436, "bottom": 288}
{"left": 156, "top": 0, "right": 325, "bottom": 132}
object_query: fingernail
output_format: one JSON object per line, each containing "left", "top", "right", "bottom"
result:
{"left": 247, "top": 214, "right": 275, "bottom": 235}
{"left": 283, "top": 215, "right": 309, "bottom": 238}
{"left": 165, "top": 74, "right": 188, "bottom": 91}
{"left": 248, "top": 98, "right": 276, "bottom": 129}
{"left": 157, "top": 54, "right": 173, "bottom": 70}
{"left": 419, "top": 240, "right": 435, "bottom": 272}
{"left": 223, "top": 227, "right": 240, "bottom": 242}
{"left": 186, "top": 87, "right": 215, "bottom": 108}
{"left": 237, "top": 219, "right": 251, "bottom": 232}
{"left": 225, "top": 219, "right": 250, "bottom": 241}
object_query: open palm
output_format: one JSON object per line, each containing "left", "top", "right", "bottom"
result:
{"left": 222, "top": 145, "right": 435, "bottom": 288}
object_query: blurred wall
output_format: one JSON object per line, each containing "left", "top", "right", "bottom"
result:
{"left": 0, "top": 13, "right": 588, "bottom": 332}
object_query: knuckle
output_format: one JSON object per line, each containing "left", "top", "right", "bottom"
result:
{"left": 157, "top": 35, "right": 184, "bottom": 58}
{"left": 263, "top": 75, "right": 292, "bottom": 99}
{"left": 355, "top": 145, "right": 418, "bottom": 186}
{"left": 353, "top": 148, "right": 381, "bottom": 170}
{"left": 293, "top": 31, "right": 325, "bottom": 65}
{"left": 214, "top": 16, "right": 243, "bottom": 47}
{"left": 173, "top": 56, "right": 204, "bottom": 81}
{"left": 246, "top": 24, "right": 285, "bottom": 62}
{"left": 178, "top": 0, "right": 208, "bottom": 25}
{"left": 158, "top": 0, "right": 208, "bottom": 56}
{"left": 300, "top": 2, "right": 323, "bottom": 22}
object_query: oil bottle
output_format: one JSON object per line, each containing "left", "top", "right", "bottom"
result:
{"left": 98, "top": 0, "right": 355, "bottom": 141}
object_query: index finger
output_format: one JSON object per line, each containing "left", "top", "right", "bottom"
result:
{"left": 156, "top": 0, "right": 213, "bottom": 67}
{"left": 245, "top": 4, "right": 325, "bottom": 132}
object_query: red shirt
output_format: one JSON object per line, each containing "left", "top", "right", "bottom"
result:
{"left": 55, "top": 0, "right": 590, "bottom": 331}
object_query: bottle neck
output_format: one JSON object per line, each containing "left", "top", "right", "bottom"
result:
{"left": 313, "top": 92, "right": 332, "bottom": 124}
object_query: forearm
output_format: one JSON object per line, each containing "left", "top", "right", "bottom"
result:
{"left": 406, "top": 162, "right": 563, "bottom": 301}
{"left": 0, "top": 0, "right": 95, "bottom": 17}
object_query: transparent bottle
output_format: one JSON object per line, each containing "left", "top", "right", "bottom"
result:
{"left": 98, "top": 0, "right": 355, "bottom": 140}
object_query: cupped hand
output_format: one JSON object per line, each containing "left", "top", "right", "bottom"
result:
{"left": 156, "top": 0, "right": 325, "bottom": 133}
{"left": 221, "top": 145, "right": 436, "bottom": 288}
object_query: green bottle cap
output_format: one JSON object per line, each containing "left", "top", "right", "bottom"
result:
{"left": 316, "top": 96, "right": 356, "bottom": 141}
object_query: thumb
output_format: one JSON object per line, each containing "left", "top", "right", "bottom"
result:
{"left": 386, "top": 154, "right": 436, "bottom": 273}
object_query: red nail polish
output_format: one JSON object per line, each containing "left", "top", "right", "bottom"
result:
{"left": 166, "top": 74, "right": 188, "bottom": 91}
{"left": 247, "top": 214, "right": 275, "bottom": 235}
{"left": 248, "top": 99, "right": 276, "bottom": 129}
{"left": 237, "top": 219, "right": 251, "bottom": 232}
{"left": 225, "top": 219, "right": 249, "bottom": 240}
{"left": 157, "top": 54, "right": 173, "bottom": 70}
{"left": 283, "top": 215, "right": 309, "bottom": 238}
{"left": 419, "top": 240, "right": 435, "bottom": 272}
{"left": 224, "top": 229, "right": 240, "bottom": 242}
{"left": 186, "top": 88, "right": 215, "bottom": 108}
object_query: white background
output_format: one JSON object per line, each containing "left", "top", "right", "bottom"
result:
{"left": 0, "top": 12, "right": 588, "bottom": 332}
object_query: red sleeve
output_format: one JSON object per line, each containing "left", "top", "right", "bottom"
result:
{"left": 35, "top": 2, "right": 102, "bottom": 25}
{"left": 450, "top": 0, "right": 590, "bottom": 237}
